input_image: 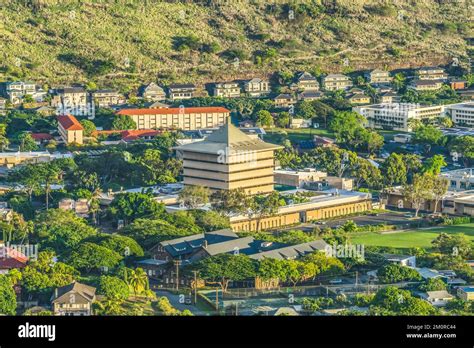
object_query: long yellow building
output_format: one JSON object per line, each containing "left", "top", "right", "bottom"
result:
{"left": 175, "top": 122, "right": 282, "bottom": 195}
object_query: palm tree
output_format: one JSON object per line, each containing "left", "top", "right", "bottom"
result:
{"left": 128, "top": 268, "right": 149, "bottom": 297}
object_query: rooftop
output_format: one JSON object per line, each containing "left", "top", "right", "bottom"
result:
{"left": 57, "top": 114, "right": 84, "bottom": 131}
{"left": 174, "top": 122, "right": 283, "bottom": 155}
{"left": 116, "top": 106, "right": 230, "bottom": 116}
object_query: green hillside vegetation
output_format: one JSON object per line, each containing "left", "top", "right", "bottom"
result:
{"left": 0, "top": 0, "right": 472, "bottom": 92}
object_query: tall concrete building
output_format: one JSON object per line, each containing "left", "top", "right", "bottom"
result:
{"left": 175, "top": 122, "right": 282, "bottom": 195}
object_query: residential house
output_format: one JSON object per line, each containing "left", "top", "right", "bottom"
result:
{"left": 140, "top": 83, "right": 166, "bottom": 101}
{"left": 382, "top": 254, "right": 416, "bottom": 267}
{"left": 322, "top": 74, "right": 353, "bottom": 91}
{"left": 51, "top": 87, "right": 90, "bottom": 116}
{"left": 145, "top": 101, "right": 170, "bottom": 109}
{"left": 408, "top": 80, "right": 444, "bottom": 91}
{"left": 295, "top": 72, "right": 320, "bottom": 91}
{"left": 51, "top": 281, "right": 96, "bottom": 316}
{"left": 92, "top": 90, "right": 125, "bottom": 107}
{"left": 457, "top": 286, "right": 474, "bottom": 301}
{"left": 421, "top": 290, "right": 454, "bottom": 307}
{"left": 31, "top": 133, "right": 53, "bottom": 145}
{"left": 57, "top": 114, "right": 84, "bottom": 145}
{"left": 416, "top": 67, "right": 448, "bottom": 81}
{"left": 0, "top": 245, "right": 29, "bottom": 275}
{"left": 378, "top": 91, "right": 401, "bottom": 104}
{"left": 290, "top": 118, "right": 312, "bottom": 129}
{"left": 450, "top": 79, "right": 468, "bottom": 90}
{"left": 58, "top": 198, "right": 89, "bottom": 217}
{"left": 3, "top": 81, "right": 36, "bottom": 104}
{"left": 274, "top": 94, "right": 296, "bottom": 108}
{"left": 243, "top": 78, "right": 270, "bottom": 97}
{"left": 168, "top": 84, "right": 196, "bottom": 101}
{"left": 458, "top": 89, "right": 474, "bottom": 100}
{"left": 346, "top": 92, "right": 371, "bottom": 105}
{"left": 212, "top": 82, "right": 241, "bottom": 98}
{"left": 365, "top": 69, "right": 392, "bottom": 85}
{"left": 298, "top": 91, "right": 324, "bottom": 101}
{"left": 313, "top": 135, "right": 336, "bottom": 148}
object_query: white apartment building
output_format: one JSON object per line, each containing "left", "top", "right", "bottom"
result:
{"left": 353, "top": 103, "right": 446, "bottom": 131}
{"left": 445, "top": 102, "right": 474, "bottom": 126}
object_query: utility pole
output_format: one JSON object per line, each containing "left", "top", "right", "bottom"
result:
{"left": 192, "top": 270, "right": 198, "bottom": 304}
{"left": 174, "top": 260, "right": 181, "bottom": 291}
{"left": 355, "top": 271, "right": 358, "bottom": 287}
{"left": 215, "top": 288, "right": 219, "bottom": 313}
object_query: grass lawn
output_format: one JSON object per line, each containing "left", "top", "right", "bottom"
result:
{"left": 263, "top": 127, "right": 335, "bottom": 145}
{"left": 351, "top": 223, "right": 474, "bottom": 249}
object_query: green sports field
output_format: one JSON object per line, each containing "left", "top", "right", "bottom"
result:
{"left": 351, "top": 224, "right": 474, "bottom": 249}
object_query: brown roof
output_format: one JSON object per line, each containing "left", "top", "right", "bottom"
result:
{"left": 31, "top": 133, "right": 53, "bottom": 141}
{"left": 0, "top": 246, "right": 29, "bottom": 270}
{"left": 57, "top": 114, "right": 84, "bottom": 131}
{"left": 122, "top": 129, "right": 161, "bottom": 141}
{"left": 51, "top": 281, "right": 96, "bottom": 304}
{"left": 116, "top": 107, "right": 230, "bottom": 116}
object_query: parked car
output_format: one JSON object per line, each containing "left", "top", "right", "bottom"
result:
{"left": 329, "top": 279, "right": 343, "bottom": 284}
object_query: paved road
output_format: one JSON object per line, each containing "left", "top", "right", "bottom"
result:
{"left": 155, "top": 290, "right": 210, "bottom": 316}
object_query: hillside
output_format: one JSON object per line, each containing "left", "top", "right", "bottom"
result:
{"left": 0, "top": 0, "right": 472, "bottom": 92}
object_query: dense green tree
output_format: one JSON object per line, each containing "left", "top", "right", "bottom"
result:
{"left": 34, "top": 209, "right": 97, "bottom": 252}
{"left": 121, "top": 218, "right": 193, "bottom": 249}
{"left": 17, "top": 132, "right": 38, "bottom": 151}
{"left": 377, "top": 263, "right": 422, "bottom": 283}
{"left": 108, "top": 192, "right": 165, "bottom": 224}
{"left": 98, "top": 275, "right": 130, "bottom": 301}
{"left": 192, "top": 254, "right": 256, "bottom": 293}
{"left": 448, "top": 136, "right": 474, "bottom": 167}
{"left": 0, "top": 275, "right": 16, "bottom": 315}
{"left": 80, "top": 119, "right": 96, "bottom": 137}
{"left": 381, "top": 153, "right": 407, "bottom": 187}
{"left": 112, "top": 115, "right": 136, "bottom": 130}
{"left": 412, "top": 125, "right": 445, "bottom": 153}
{"left": 423, "top": 154, "right": 446, "bottom": 175}
{"left": 432, "top": 233, "right": 472, "bottom": 259}
{"left": 275, "top": 112, "right": 291, "bottom": 128}
{"left": 22, "top": 251, "right": 78, "bottom": 295}
{"left": 67, "top": 242, "right": 123, "bottom": 273}
{"left": 94, "top": 234, "right": 144, "bottom": 258}
{"left": 254, "top": 110, "right": 274, "bottom": 127}
{"left": 418, "top": 278, "right": 447, "bottom": 292}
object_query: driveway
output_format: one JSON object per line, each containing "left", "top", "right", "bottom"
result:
{"left": 154, "top": 290, "right": 211, "bottom": 316}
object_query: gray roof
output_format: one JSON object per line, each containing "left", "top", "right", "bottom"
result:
{"left": 51, "top": 281, "right": 96, "bottom": 304}
{"left": 199, "top": 237, "right": 286, "bottom": 258}
{"left": 160, "top": 229, "right": 239, "bottom": 257}
{"left": 249, "top": 240, "right": 329, "bottom": 260}
{"left": 174, "top": 122, "right": 282, "bottom": 155}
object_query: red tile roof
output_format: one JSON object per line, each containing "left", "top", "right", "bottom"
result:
{"left": 0, "top": 246, "right": 29, "bottom": 270}
{"left": 57, "top": 114, "right": 84, "bottom": 131}
{"left": 122, "top": 129, "right": 160, "bottom": 141}
{"left": 31, "top": 133, "right": 53, "bottom": 141}
{"left": 116, "top": 107, "right": 230, "bottom": 116}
